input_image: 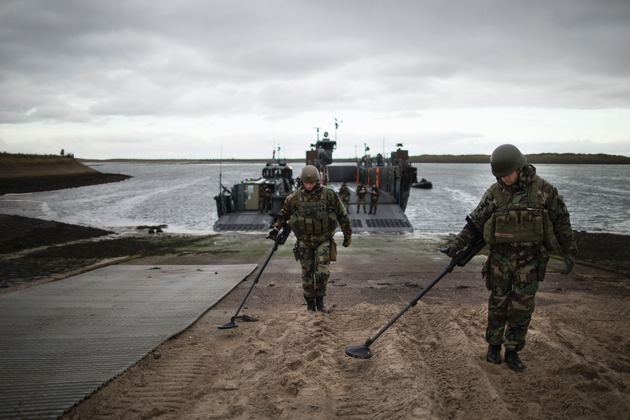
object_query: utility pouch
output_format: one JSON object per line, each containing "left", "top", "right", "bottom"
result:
{"left": 518, "top": 268, "right": 539, "bottom": 283}
{"left": 330, "top": 238, "right": 338, "bottom": 262}
{"left": 483, "top": 210, "right": 545, "bottom": 244}
{"left": 289, "top": 214, "right": 299, "bottom": 235}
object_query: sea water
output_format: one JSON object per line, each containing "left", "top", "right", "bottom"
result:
{"left": 1, "top": 162, "right": 629, "bottom": 236}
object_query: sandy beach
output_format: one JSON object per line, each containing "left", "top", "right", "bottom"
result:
{"left": 1, "top": 213, "right": 629, "bottom": 419}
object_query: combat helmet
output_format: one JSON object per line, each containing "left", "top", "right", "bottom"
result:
{"left": 490, "top": 144, "right": 526, "bottom": 177}
{"left": 300, "top": 165, "right": 320, "bottom": 183}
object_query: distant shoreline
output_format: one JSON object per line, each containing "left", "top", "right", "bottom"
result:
{"left": 1, "top": 152, "right": 628, "bottom": 196}
{"left": 79, "top": 152, "right": 630, "bottom": 165}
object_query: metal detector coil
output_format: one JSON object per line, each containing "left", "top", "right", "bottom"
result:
{"left": 218, "top": 225, "right": 292, "bottom": 330}
{"left": 345, "top": 230, "right": 485, "bottom": 359}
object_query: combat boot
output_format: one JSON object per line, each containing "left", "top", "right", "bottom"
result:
{"left": 315, "top": 297, "right": 329, "bottom": 313}
{"left": 505, "top": 350, "right": 525, "bottom": 371}
{"left": 305, "top": 296, "right": 316, "bottom": 311}
{"left": 486, "top": 345, "right": 501, "bottom": 364}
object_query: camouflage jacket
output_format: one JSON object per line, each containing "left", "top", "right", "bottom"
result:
{"left": 454, "top": 164, "right": 577, "bottom": 255}
{"left": 370, "top": 188, "right": 380, "bottom": 202}
{"left": 339, "top": 185, "right": 351, "bottom": 200}
{"left": 274, "top": 184, "right": 352, "bottom": 239}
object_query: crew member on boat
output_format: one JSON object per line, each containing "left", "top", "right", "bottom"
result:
{"left": 369, "top": 184, "right": 380, "bottom": 215}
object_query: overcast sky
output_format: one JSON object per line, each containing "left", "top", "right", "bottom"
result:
{"left": 1, "top": 0, "right": 629, "bottom": 160}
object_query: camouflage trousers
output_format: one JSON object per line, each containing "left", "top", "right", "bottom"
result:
{"left": 296, "top": 237, "right": 333, "bottom": 298}
{"left": 342, "top": 198, "right": 350, "bottom": 212}
{"left": 357, "top": 198, "right": 367, "bottom": 213}
{"left": 369, "top": 200, "right": 378, "bottom": 214}
{"left": 482, "top": 249, "right": 543, "bottom": 352}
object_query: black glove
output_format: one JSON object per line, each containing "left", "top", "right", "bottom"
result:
{"left": 440, "top": 242, "right": 461, "bottom": 258}
{"left": 561, "top": 252, "right": 575, "bottom": 275}
{"left": 343, "top": 235, "right": 351, "bottom": 247}
{"left": 267, "top": 228, "right": 278, "bottom": 240}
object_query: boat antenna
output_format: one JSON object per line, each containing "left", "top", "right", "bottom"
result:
{"left": 219, "top": 122, "right": 223, "bottom": 192}
{"left": 271, "top": 120, "right": 276, "bottom": 162}
{"left": 334, "top": 117, "right": 342, "bottom": 142}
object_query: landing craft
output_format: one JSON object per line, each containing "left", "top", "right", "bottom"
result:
{"left": 213, "top": 130, "right": 418, "bottom": 233}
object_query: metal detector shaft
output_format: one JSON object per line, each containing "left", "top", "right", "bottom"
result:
{"left": 362, "top": 260, "right": 457, "bottom": 348}
{"left": 356, "top": 235, "right": 486, "bottom": 350}
{"left": 219, "top": 226, "right": 291, "bottom": 328}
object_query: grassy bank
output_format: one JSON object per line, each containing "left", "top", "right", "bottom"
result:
{"left": 0, "top": 153, "right": 99, "bottom": 178}
{"left": 0, "top": 153, "right": 131, "bottom": 195}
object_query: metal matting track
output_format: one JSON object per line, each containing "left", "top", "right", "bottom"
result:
{"left": 0, "top": 264, "right": 257, "bottom": 419}
{"left": 346, "top": 204, "right": 413, "bottom": 232}
{"left": 212, "top": 212, "right": 272, "bottom": 232}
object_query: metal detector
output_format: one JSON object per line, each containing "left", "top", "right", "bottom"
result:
{"left": 218, "top": 225, "right": 292, "bottom": 330}
{"left": 345, "top": 231, "right": 486, "bottom": 359}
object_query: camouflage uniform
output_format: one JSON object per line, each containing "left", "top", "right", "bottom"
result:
{"left": 274, "top": 184, "right": 351, "bottom": 300}
{"left": 258, "top": 186, "right": 270, "bottom": 213}
{"left": 369, "top": 186, "right": 379, "bottom": 214}
{"left": 339, "top": 183, "right": 351, "bottom": 213}
{"left": 356, "top": 184, "right": 367, "bottom": 213}
{"left": 450, "top": 164, "right": 577, "bottom": 353}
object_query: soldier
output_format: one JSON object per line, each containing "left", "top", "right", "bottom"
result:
{"left": 263, "top": 186, "right": 272, "bottom": 211}
{"left": 441, "top": 144, "right": 577, "bottom": 371}
{"left": 369, "top": 184, "right": 380, "bottom": 214}
{"left": 356, "top": 182, "right": 367, "bottom": 214}
{"left": 268, "top": 165, "right": 352, "bottom": 313}
{"left": 339, "top": 182, "right": 351, "bottom": 213}
{"left": 258, "top": 185, "right": 270, "bottom": 213}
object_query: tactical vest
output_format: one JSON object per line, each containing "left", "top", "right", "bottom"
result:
{"left": 483, "top": 178, "right": 553, "bottom": 248}
{"left": 289, "top": 189, "right": 338, "bottom": 236}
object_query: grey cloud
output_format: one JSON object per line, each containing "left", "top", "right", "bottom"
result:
{"left": 1, "top": 0, "right": 629, "bottom": 126}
